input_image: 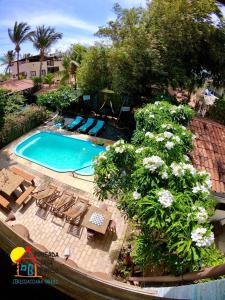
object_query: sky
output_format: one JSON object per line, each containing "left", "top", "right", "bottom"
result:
{"left": 0, "top": 0, "right": 147, "bottom": 62}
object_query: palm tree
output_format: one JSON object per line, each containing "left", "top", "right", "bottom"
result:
{"left": 30, "top": 25, "right": 63, "bottom": 77}
{"left": 8, "top": 22, "right": 32, "bottom": 79}
{"left": 0, "top": 50, "right": 15, "bottom": 74}
{"left": 59, "top": 55, "right": 79, "bottom": 85}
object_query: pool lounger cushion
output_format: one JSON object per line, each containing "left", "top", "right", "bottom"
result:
{"left": 67, "top": 116, "right": 84, "bottom": 130}
{"left": 77, "top": 118, "right": 95, "bottom": 133}
{"left": 88, "top": 120, "right": 105, "bottom": 136}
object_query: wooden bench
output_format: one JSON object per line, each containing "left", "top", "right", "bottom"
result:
{"left": 10, "top": 166, "right": 35, "bottom": 186}
{"left": 16, "top": 186, "right": 35, "bottom": 206}
{"left": 0, "top": 194, "right": 10, "bottom": 209}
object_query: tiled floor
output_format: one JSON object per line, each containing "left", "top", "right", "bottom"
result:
{"left": 0, "top": 128, "right": 127, "bottom": 274}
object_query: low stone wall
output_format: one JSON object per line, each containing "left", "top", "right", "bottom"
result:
{"left": 0, "top": 220, "right": 175, "bottom": 300}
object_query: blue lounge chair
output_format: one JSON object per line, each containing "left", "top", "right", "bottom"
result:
{"left": 66, "top": 116, "right": 84, "bottom": 130}
{"left": 88, "top": 120, "right": 105, "bottom": 136}
{"left": 77, "top": 118, "right": 95, "bottom": 133}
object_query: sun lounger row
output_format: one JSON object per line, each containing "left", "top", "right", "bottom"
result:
{"left": 33, "top": 185, "right": 89, "bottom": 224}
{"left": 66, "top": 116, "right": 105, "bottom": 136}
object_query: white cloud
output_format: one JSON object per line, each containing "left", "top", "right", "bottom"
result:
{"left": 121, "top": 0, "right": 147, "bottom": 7}
{"left": 0, "top": 12, "right": 98, "bottom": 33}
{"left": 50, "top": 36, "right": 101, "bottom": 52}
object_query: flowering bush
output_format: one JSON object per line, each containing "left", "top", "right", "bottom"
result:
{"left": 94, "top": 100, "right": 224, "bottom": 275}
{"left": 37, "top": 85, "right": 79, "bottom": 112}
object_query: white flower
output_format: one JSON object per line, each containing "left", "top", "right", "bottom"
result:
{"left": 162, "top": 124, "right": 172, "bottom": 129}
{"left": 133, "top": 191, "right": 141, "bottom": 200}
{"left": 192, "top": 184, "right": 209, "bottom": 194}
{"left": 191, "top": 227, "right": 214, "bottom": 247}
{"left": 196, "top": 207, "right": 208, "bottom": 224}
{"left": 106, "top": 146, "right": 111, "bottom": 151}
{"left": 161, "top": 171, "right": 168, "bottom": 179}
{"left": 98, "top": 153, "right": 107, "bottom": 160}
{"left": 145, "top": 132, "right": 155, "bottom": 138}
{"left": 143, "top": 156, "right": 164, "bottom": 172}
{"left": 163, "top": 131, "right": 173, "bottom": 138}
{"left": 154, "top": 101, "right": 160, "bottom": 105}
{"left": 173, "top": 136, "right": 181, "bottom": 143}
{"left": 115, "top": 146, "right": 125, "bottom": 153}
{"left": 149, "top": 113, "right": 155, "bottom": 118}
{"left": 183, "top": 155, "right": 189, "bottom": 162}
{"left": 135, "top": 147, "right": 146, "bottom": 153}
{"left": 165, "top": 141, "right": 175, "bottom": 150}
{"left": 157, "top": 190, "right": 173, "bottom": 208}
{"left": 156, "top": 136, "right": 165, "bottom": 142}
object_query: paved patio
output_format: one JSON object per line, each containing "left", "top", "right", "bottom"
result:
{"left": 0, "top": 128, "right": 127, "bottom": 274}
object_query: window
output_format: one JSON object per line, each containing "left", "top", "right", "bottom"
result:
{"left": 41, "top": 70, "right": 46, "bottom": 76}
{"left": 47, "top": 60, "right": 54, "bottom": 66}
{"left": 47, "top": 66, "right": 59, "bottom": 73}
{"left": 30, "top": 71, "right": 36, "bottom": 77}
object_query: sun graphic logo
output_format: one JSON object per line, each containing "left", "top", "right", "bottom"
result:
{"left": 10, "top": 246, "right": 42, "bottom": 278}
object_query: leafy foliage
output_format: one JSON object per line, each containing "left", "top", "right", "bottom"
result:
{"left": 94, "top": 100, "right": 224, "bottom": 275}
{"left": 0, "top": 105, "right": 48, "bottom": 148}
{"left": 207, "top": 95, "right": 225, "bottom": 125}
{"left": 37, "top": 85, "right": 79, "bottom": 112}
{"left": 77, "top": 45, "right": 111, "bottom": 95}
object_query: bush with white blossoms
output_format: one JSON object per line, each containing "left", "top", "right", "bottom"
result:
{"left": 94, "top": 99, "right": 224, "bottom": 275}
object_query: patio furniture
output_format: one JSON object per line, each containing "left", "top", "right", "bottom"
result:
{"left": 49, "top": 191, "right": 74, "bottom": 215}
{"left": 77, "top": 118, "right": 95, "bottom": 133}
{"left": 0, "top": 194, "right": 10, "bottom": 209}
{"left": 16, "top": 185, "right": 35, "bottom": 206}
{"left": 88, "top": 120, "right": 105, "bottom": 136}
{"left": 33, "top": 184, "right": 59, "bottom": 207}
{"left": 0, "top": 168, "right": 25, "bottom": 198}
{"left": 66, "top": 116, "right": 84, "bottom": 130}
{"left": 9, "top": 166, "right": 35, "bottom": 186}
{"left": 82, "top": 205, "right": 112, "bottom": 235}
{"left": 64, "top": 197, "right": 89, "bottom": 224}
{"left": 108, "top": 219, "right": 117, "bottom": 233}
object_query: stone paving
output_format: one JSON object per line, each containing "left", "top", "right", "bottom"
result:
{"left": 0, "top": 128, "right": 127, "bottom": 274}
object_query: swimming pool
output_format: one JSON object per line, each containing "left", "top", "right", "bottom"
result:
{"left": 14, "top": 131, "right": 105, "bottom": 175}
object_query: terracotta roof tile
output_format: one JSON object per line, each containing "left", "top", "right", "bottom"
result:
{"left": 189, "top": 117, "right": 225, "bottom": 194}
{"left": 0, "top": 79, "right": 34, "bottom": 92}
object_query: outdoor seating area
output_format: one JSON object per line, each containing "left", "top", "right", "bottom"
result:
{"left": 0, "top": 167, "right": 35, "bottom": 209}
{"left": 65, "top": 116, "right": 105, "bottom": 136}
{"left": 0, "top": 169, "right": 126, "bottom": 274}
{"left": 33, "top": 183, "right": 116, "bottom": 241}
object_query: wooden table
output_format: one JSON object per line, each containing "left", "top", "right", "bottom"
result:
{"left": 81, "top": 205, "right": 112, "bottom": 234}
{"left": 0, "top": 168, "right": 25, "bottom": 197}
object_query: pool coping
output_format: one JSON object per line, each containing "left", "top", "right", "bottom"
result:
{"left": 14, "top": 130, "right": 106, "bottom": 175}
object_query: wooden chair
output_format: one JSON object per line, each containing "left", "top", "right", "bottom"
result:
{"left": 0, "top": 194, "right": 10, "bottom": 209}
{"left": 9, "top": 166, "right": 35, "bottom": 186}
{"left": 49, "top": 191, "right": 74, "bottom": 215}
{"left": 16, "top": 186, "right": 35, "bottom": 206}
{"left": 64, "top": 197, "right": 89, "bottom": 225}
{"left": 52, "top": 194, "right": 76, "bottom": 218}
{"left": 33, "top": 185, "right": 59, "bottom": 207}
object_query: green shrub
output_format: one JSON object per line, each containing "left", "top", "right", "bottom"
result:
{"left": 37, "top": 85, "right": 79, "bottom": 112}
{"left": 0, "top": 105, "right": 48, "bottom": 148}
{"left": 207, "top": 96, "right": 225, "bottom": 125}
{"left": 32, "top": 76, "right": 42, "bottom": 86}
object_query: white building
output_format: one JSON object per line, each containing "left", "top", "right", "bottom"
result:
{"left": 9, "top": 53, "right": 64, "bottom": 79}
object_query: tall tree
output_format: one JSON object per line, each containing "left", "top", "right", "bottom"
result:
{"left": 146, "top": 0, "right": 225, "bottom": 93}
{"left": 8, "top": 22, "right": 31, "bottom": 79}
{"left": 30, "top": 25, "right": 62, "bottom": 77}
{"left": 77, "top": 45, "right": 111, "bottom": 94}
{"left": 0, "top": 50, "right": 15, "bottom": 74}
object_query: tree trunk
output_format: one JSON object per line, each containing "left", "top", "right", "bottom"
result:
{"left": 16, "top": 50, "right": 20, "bottom": 79}
{"left": 39, "top": 51, "right": 44, "bottom": 78}
{"left": 129, "top": 263, "right": 225, "bottom": 283}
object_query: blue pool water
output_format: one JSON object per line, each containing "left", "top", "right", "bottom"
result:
{"left": 14, "top": 131, "right": 105, "bottom": 175}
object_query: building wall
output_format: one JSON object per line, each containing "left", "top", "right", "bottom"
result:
{"left": 10, "top": 59, "right": 64, "bottom": 79}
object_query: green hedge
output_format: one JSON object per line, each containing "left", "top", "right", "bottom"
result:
{"left": 0, "top": 105, "right": 48, "bottom": 148}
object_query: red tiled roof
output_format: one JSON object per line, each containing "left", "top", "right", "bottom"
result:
{"left": 189, "top": 117, "right": 225, "bottom": 194}
{"left": 0, "top": 79, "right": 34, "bottom": 92}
